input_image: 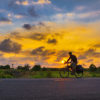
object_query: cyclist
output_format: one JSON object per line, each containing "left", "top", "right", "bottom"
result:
{"left": 65, "top": 52, "right": 78, "bottom": 75}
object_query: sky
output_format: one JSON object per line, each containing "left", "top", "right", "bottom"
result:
{"left": 0, "top": 0, "right": 100, "bottom": 68}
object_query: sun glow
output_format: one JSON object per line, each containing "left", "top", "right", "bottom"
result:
{"left": 61, "top": 58, "right": 67, "bottom": 64}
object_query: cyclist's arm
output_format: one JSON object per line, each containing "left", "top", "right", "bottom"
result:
{"left": 66, "top": 57, "right": 71, "bottom": 63}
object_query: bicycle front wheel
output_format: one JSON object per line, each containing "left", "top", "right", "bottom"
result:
{"left": 59, "top": 68, "right": 69, "bottom": 78}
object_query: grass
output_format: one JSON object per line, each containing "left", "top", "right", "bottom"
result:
{"left": 0, "top": 69, "right": 100, "bottom": 78}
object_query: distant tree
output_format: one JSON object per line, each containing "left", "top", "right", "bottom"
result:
{"left": 23, "top": 64, "right": 30, "bottom": 71}
{"left": 89, "top": 64, "right": 97, "bottom": 72}
{"left": 17, "top": 64, "right": 30, "bottom": 71}
{"left": 0, "top": 65, "right": 10, "bottom": 69}
{"left": 4, "top": 65, "right": 10, "bottom": 69}
{"left": 42, "top": 67, "right": 47, "bottom": 71}
{"left": 46, "top": 71, "right": 52, "bottom": 78}
{"left": 31, "top": 65, "right": 41, "bottom": 71}
{"left": 0, "top": 65, "right": 4, "bottom": 69}
{"left": 17, "top": 66, "right": 23, "bottom": 70}
{"left": 97, "top": 67, "right": 100, "bottom": 71}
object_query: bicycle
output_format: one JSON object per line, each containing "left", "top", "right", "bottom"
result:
{"left": 59, "top": 62, "right": 84, "bottom": 78}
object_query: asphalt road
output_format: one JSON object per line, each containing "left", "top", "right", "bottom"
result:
{"left": 0, "top": 78, "right": 100, "bottom": 100}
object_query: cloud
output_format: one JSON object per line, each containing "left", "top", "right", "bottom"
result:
{"left": 23, "top": 24, "right": 32, "bottom": 30}
{"left": 86, "top": 59, "right": 94, "bottom": 63}
{"left": 31, "top": 46, "right": 56, "bottom": 57}
{"left": 38, "top": 22, "right": 45, "bottom": 26}
{"left": 15, "top": 0, "right": 51, "bottom": 5}
{"left": 29, "top": 33, "right": 46, "bottom": 40}
{"left": 75, "top": 6, "right": 86, "bottom": 11}
{"left": 56, "top": 50, "right": 68, "bottom": 62}
{"left": 32, "top": 0, "right": 51, "bottom": 5}
{"left": 22, "top": 22, "right": 46, "bottom": 30}
{"left": 8, "top": 0, "right": 38, "bottom": 18}
{"left": 47, "top": 38, "right": 57, "bottom": 44}
{"left": 0, "top": 39, "right": 22, "bottom": 53}
{"left": 28, "top": 6, "right": 38, "bottom": 17}
{"left": 0, "top": 17, "right": 12, "bottom": 24}
{"left": 83, "top": 48, "right": 100, "bottom": 58}
{"left": 85, "top": 48, "right": 96, "bottom": 56}
{"left": 78, "top": 55, "right": 87, "bottom": 60}
{"left": 41, "top": 49, "right": 55, "bottom": 56}
{"left": 77, "top": 11, "right": 100, "bottom": 19}
{"left": 14, "top": 14, "right": 24, "bottom": 19}
{"left": 31, "top": 46, "right": 45, "bottom": 55}
{"left": 16, "top": 0, "right": 29, "bottom": 6}
{"left": 93, "top": 43, "right": 100, "bottom": 48}
{"left": 52, "top": 10, "right": 100, "bottom": 23}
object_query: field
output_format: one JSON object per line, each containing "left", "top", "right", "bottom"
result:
{"left": 0, "top": 69, "right": 100, "bottom": 78}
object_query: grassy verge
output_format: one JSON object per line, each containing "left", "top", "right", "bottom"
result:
{"left": 0, "top": 69, "right": 100, "bottom": 78}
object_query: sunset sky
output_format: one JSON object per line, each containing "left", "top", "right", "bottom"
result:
{"left": 0, "top": 0, "right": 100, "bottom": 68}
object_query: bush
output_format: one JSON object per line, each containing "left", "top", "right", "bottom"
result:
{"left": 0, "top": 65, "right": 10, "bottom": 69}
{"left": 31, "top": 65, "right": 41, "bottom": 71}
{"left": 46, "top": 71, "right": 52, "bottom": 78}
{"left": 97, "top": 67, "right": 100, "bottom": 72}
{"left": 0, "top": 74, "right": 13, "bottom": 78}
{"left": 23, "top": 64, "right": 30, "bottom": 71}
{"left": 89, "top": 64, "right": 97, "bottom": 72}
{"left": 8, "top": 70, "right": 24, "bottom": 78}
{"left": 0, "top": 70, "right": 13, "bottom": 78}
{"left": 42, "top": 67, "right": 47, "bottom": 71}
{"left": 17, "top": 66, "right": 23, "bottom": 70}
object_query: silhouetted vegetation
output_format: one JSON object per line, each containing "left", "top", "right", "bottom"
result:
{"left": 0, "top": 64, "right": 100, "bottom": 78}
{"left": 42, "top": 67, "right": 47, "bottom": 71}
{"left": 17, "top": 64, "right": 30, "bottom": 71}
{"left": 31, "top": 65, "right": 41, "bottom": 71}
{"left": 0, "top": 65, "right": 10, "bottom": 69}
{"left": 89, "top": 64, "right": 97, "bottom": 72}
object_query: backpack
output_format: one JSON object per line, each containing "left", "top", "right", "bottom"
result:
{"left": 76, "top": 65, "right": 83, "bottom": 73}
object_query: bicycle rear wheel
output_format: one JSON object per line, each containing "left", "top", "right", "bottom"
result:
{"left": 75, "top": 71, "right": 83, "bottom": 78}
{"left": 59, "top": 68, "right": 69, "bottom": 78}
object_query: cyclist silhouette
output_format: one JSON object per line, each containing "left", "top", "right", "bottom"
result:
{"left": 65, "top": 52, "right": 78, "bottom": 75}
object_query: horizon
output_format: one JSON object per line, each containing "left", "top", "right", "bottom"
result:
{"left": 0, "top": 0, "right": 100, "bottom": 68}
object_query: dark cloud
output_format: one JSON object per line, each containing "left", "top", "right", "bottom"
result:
{"left": 41, "top": 50, "right": 55, "bottom": 56}
{"left": 22, "top": 22, "right": 45, "bottom": 30}
{"left": 22, "top": 22, "right": 50, "bottom": 31}
{"left": 31, "top": 46, "right": 56, "bottom": 56}
{"left": 78, "top": 55, "right": 87, "bottom": 60}
{"left": 0, "top": 17, "right": 12, "bottom": 23}
{"left": 28, "top": 6, "right": 38, "bottom": 17}
{"left": 85, "top": 48, "right": 95, "bottom": 55}
{"left": 56, "top": 50, "right": 68, "bottom": 61}
{"left": 10, "top": 31, "right": 47, "bottom": 41}
{"left": 47, "top": 38, "right": 57, "bottom": 44}
{"left": 30, "top": 33, "right": 46, "bottom": 40}
{"left": 10, "top": 32, "right": 23, "bottom": 39}
{"left": 23, "top": 24, "right": 32, "bottom": 30}
{"left": 86, "top": 59, "right": 94, "bottom": 63}
{"left": 38, "top": 22, "right": 45, "bottom": 26}
{"left": 31, "top": 46, "right": 45, "bottom": 55}
{"left": 93, "top": 43, "right": 100, "bottom": 48}
{"left": 77, "top": 48, "right": 100, "bottom": 62}
{"left": 0, "top": 39, "right": 22, "bottom": 53}
{"left": 8, "top": 0, "right": 38, "bottom": 18}
{"left": 83, "top": 48, "right": 100, "bottom": 58}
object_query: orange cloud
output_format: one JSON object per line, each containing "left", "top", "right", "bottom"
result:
{"left": 16, "top": 0, "right": 29, "bottom": 6}
{"left": 32, "top": 0, "right": 51, "bottom": 5}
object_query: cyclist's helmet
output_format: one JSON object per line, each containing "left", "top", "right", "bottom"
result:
{"left": 69, "top": 52, "right": 72, "bottom": 55}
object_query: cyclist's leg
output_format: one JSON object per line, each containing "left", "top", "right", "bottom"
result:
{"left": 71, "top": 63, "right": 76, "bottom": 74}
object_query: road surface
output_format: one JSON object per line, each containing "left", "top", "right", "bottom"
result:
{"left": 0, "top": 78, "right": 100, "bottom": 100}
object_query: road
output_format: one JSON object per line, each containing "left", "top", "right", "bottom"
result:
{"left": 0, "top": 78, "right": 100, "bottom": 100}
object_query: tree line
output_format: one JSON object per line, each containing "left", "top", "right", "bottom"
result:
{"left": 0, "top": 64, "right": 100, "bottom": 72}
